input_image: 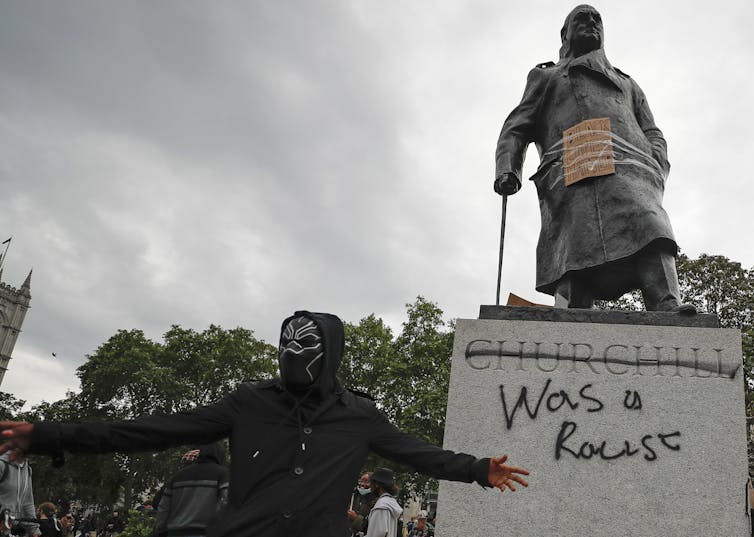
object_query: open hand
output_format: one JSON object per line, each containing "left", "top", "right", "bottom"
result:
{"left": 0, "top": 421, "right": 34, "bottom": 462}
{"left": 488, "top": 454, "right": 529, "bottom": 492}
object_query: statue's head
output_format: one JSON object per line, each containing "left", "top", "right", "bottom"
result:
{"left": 560, "top": 5, "right": 603, "bottom": 59}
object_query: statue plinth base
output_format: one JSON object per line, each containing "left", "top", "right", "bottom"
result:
{"left": 437, "top": 308, "right": 748, "bottom": 537}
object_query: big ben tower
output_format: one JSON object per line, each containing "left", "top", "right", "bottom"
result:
{"left": 0, "top": 243, "right": 31, "bottom": 386}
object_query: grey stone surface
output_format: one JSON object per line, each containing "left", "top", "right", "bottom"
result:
{"left": 437, "top": 318, "right": 748, "bottom": 537}
{"left": 479, "top": 305, "right": 720, "bottom": 328}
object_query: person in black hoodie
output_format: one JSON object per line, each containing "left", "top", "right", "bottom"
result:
{"left": 154, "top": 442, "right": 229, "bottom": 537}
{"left": 0, "top": 311, "right": 529, "bottom": 537}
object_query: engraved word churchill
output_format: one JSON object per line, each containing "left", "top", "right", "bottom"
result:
{"left": 465, "top": 338, "right": 740, "bottom": 378}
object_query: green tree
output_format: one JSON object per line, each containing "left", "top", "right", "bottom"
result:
{"left": 160, "top": 325, "right": 278, "bottom": 411}
{"left": 119, "top": 509, "right": 156, "bottom": 537}
{"left": 0, "top": 391, "right": 25, "bottom": 420}
{"left": 341, "top": 315, "right": 394, "bottom": 400}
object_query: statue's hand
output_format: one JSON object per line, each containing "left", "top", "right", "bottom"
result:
{"left": 494, "top": 172, "right": 521, "bottom": 196}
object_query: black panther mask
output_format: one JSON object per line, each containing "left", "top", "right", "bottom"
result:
{"left": 278, "top": 316, "right": 324, "bottom": 390}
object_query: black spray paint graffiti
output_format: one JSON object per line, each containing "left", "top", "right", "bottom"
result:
{"left": 555, "top": 421, "right": 681, "bottom": 461}
{"left": 499, "top": 379, "right": 681, "bottom": 462}
{"left": 499, "top": 378, "right": 602, "bottom": 429}
{"left": 624, "top": 390, "right": 642, "bottom": 410}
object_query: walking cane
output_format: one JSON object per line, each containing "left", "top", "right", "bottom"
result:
{"left": 495, "top": 194, "right": 508, "bottom": 306}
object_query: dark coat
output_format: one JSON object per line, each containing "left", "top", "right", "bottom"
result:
{"left": 349, "top": 489, "right": 376, "bottom": 534}
{"left": 155, "top": 443, "right": 229, "bottom": 537}
{"left": 29, "top": 312, "right": 489, "bottom": 537}
{"left": 495, "top": 49, "right": 677, "bottom": 298}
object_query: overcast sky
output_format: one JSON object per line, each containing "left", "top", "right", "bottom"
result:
{"left": 1, "top": 0, "right": 752, "bottom": 408}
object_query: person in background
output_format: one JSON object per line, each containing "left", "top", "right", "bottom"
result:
{"left": 365, "top": 468, "right": 402, "bottom": 537}
{"left": 405, "top": 516, "right": 416, "bottom": 535}
{"left": 406, "top": 511, "right": 432, "bottom": 537}
{"left": 154, "top": 442, "right": 229, "bottom": 537}
{"left": 77, "top": 514, "right": 95, "bottom": 537}
{"left": 103, "top": 511, "right": 124, "bottom": 537}
{"left": 0, "top": 452, "right": 38, "bottom": 536}
{"left": 36, "top": 503, "right": 57, "bottom": 537}
{"left": 347, "top": 472, "right": 375, "bottom": 536}
{"left": 36, "top": 504, "right": 73, "bottom": 537}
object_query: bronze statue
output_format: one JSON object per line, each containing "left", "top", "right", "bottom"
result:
{"left": 494, "top": 4, "right": 694, "bottom": 313}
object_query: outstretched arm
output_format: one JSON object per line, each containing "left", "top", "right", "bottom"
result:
{"left": 1, "top": 388, "right": 243, "bottom": 462}
{"left": 368, "top": 407, "right": 530, "bottom": 492}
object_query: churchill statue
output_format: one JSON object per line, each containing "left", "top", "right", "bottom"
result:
{"left": 494, "top": 4, "right": 694, "bottom": 313}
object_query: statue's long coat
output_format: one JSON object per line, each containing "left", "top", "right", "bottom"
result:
{"left": 495, "top": 53, "right": 677, "bottom": 298}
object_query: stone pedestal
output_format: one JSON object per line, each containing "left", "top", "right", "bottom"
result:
{"left": 437, "top": 307, "right": 749, "bottom": 537}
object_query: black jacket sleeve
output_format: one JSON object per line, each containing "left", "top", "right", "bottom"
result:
{"left": 29, "top": 390, "right": 242, "bottom": 458}
{"left": 367, "top": 407, "right": 490, "bottom": 487}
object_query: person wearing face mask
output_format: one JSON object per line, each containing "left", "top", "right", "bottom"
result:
{"left": 347, "top": 472, "right": 375, "bottom": 537}
{"left": 0, "top": 311, "right": 530, "bottom": 537}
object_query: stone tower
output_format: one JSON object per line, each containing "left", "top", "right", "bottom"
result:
{"left": 0, "top": 269, "right": 31, "bottom": 386}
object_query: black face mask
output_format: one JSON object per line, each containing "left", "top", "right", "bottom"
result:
{"left": 278, "top": 316, "right": 324, "bottom": 390}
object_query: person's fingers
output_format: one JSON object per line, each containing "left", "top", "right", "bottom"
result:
{"left": 497, "top": 462, "right": 530, "bottom": 476}
{"left": 509, "top": 474, "right": 529, "bottom": 487}
{"left": 1, "top": 422, "right": 30, "bottom": 437}
{"left": 492, "top": 454, "right": 509, "bottom": 465}
{"left": 493, "top": 478, "right": 514, "bottom": 492}
{"left": 492, "top": 481, "right": 507, "bottom": 492}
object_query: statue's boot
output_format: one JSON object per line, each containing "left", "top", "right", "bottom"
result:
{"left": 638, "top": 250, "right": 697, "bottom": 314}
{"left": 554, "top": 276, "right": 594, "bottom": 309}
